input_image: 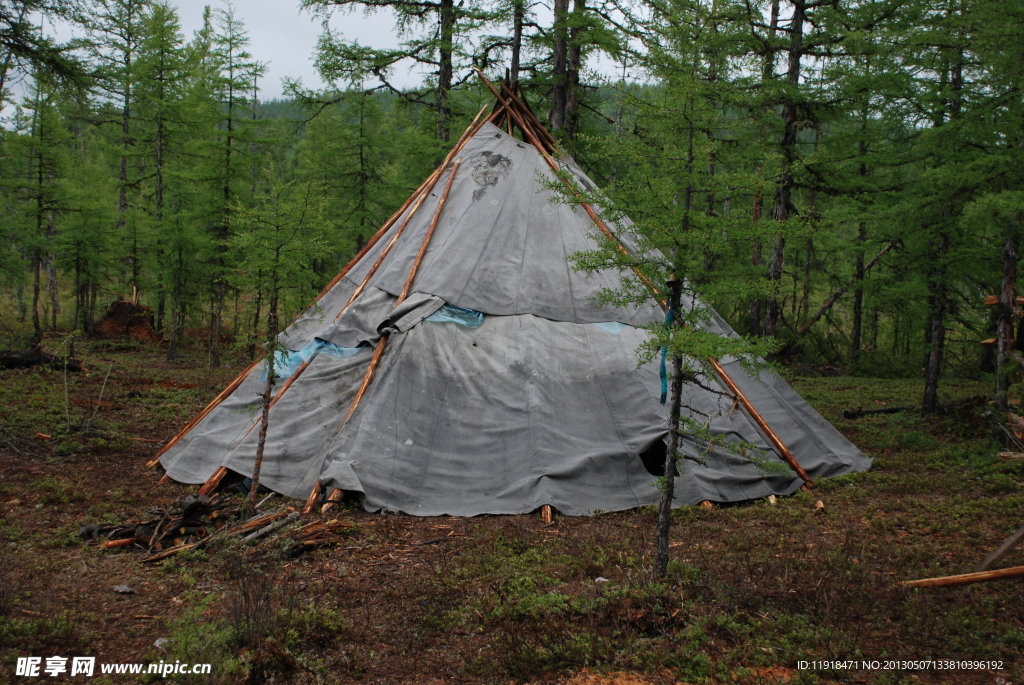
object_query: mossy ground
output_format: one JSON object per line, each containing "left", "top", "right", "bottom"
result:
{"left": 0, "top": 339, "right": 1021, "bottom": 684}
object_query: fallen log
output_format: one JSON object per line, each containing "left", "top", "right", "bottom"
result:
{"left": 843, "top": 405, "right": 914, "bottom": 420}
{"left": 0, "top": 348, "right": 84, "bottom": 372}
{"left": 903, "top": 565, "right": 1024, "bottom": 588}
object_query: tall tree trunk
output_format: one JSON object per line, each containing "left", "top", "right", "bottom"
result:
{"left": 248, "top": 264, "right": 281, "bottom": 508}
{"left": 437, "top": 0, "right": 454, "bottom": 143}
{"left": 996, "top": 235, "right": 1019, "bottom": 411}
{"left": 31, "top": 251, "right": 42, "bottom": 347}
{"left": 248, "top": 282, "right": 263, "bottom": 360}
{"left": 750, "top": 199, "right": 762, "bottom": 335}
{"left": 764, "top": 0, "right": 803, "bottom": 338}
{"left": 120, "top": 14, "right": 135, "bottom": 297}
{"left": 30, "top": 98, "right": 44, "bottom": 348}
{"left": 45, "top": 212, "right": 58, "bottom": 331}
{"left": 550, "top": 0, "right": 569, "bottom": 133}
{"left": 211, "top": 50, "right": 236, "bottom": 367}
{"left": 850, "top": 222, "right": 866, "bottom": 359}
{"left": 922, "top": 231, "right": 949, "bottom": 415}
{"left": 565, "top": 0, "right": 584, "bottom": 146}
{"left": 748, "top": 0, "right": 777, "bottom": 336}
{"left": 510, "top": 0, "right": 524, "bottom": 85}
{"left": 850, "top": 103, "right": 870, "bottom": 360}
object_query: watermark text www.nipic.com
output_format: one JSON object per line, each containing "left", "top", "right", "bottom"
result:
{"left": 797, "top": 660, "right": 1006, "bottom": 671}
{"left": 15, "top": 656, "right": 213, "bottom": 677}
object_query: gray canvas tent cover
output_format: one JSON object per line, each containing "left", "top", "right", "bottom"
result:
{"left": 155, "top": 94, "right": 870, "bottom": 516}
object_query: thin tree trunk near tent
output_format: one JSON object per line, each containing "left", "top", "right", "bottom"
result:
{"left": 850, "top": 105, "right": 870, "bottom": 360}
{"left": 30, "top": 121, "right": 45, "bottom": 347}
{"left": 154, "top": 78, "right": 166, "bottom": 336}
{"left": 654, "top": 277, "right": 683, "bottom": 581}
{"left": 437, "top": 0, "right": 454, "bottom": 143}
{"left": 996, "top": 234, "right": 1019, "bottom": 411}
{"left": 922, "top": 231, "right": 949, "bottom": 415}
{"left": 870, "top": 306, "right": 879, "bottom": 350}
{"left": 73, "top": 260, "right": 82, "bottom": 333}
{"left": 211, "top": 44, "right": 237, "bottom": 368}
{"left": 748, "top": 0, "right": 775, "bottom": 337}
{"left": 551, "top": 0, "right": 569, "bottom": 133}
{"left": 249, "top": 268, "right": 280, "bottom": 510}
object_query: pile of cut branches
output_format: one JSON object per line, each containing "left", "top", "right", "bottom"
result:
{"left": 80, "top": 494, "right": 353, "bottom": 562}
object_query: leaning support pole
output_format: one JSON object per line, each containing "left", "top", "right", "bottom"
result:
{"left": 342, "top": 158, "right": 464, "bottom": 430}
{"left": 302, "top": 479, "right": 323, "bottom": 515}
{"left": 904, "top": 565, "right": 1024, "bottom": 588}
{"left": 320, "top": 488, "right": 344, "bottom": 514}
{"left": 197, "top": 466, "right": 228, "bottom": 497}
{"left": 708, "top": 357, "right": 813, "bottom": 486}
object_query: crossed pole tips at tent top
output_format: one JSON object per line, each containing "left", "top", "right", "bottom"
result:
{"left": 152, "top": 72, "right": 813, "bottom": 509}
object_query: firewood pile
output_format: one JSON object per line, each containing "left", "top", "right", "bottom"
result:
{"left": 80, "top": 494, "right": 353, "bottom": 562}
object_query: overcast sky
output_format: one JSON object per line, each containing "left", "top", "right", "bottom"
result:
{"left": 25, "top": 0, "right": 627, "bottom": 103}
{"left": 166, "top": 0, "right": 418, "bottom": 98}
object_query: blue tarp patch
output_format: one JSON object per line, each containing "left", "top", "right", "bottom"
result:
{"left": 425, "top": 303, "right": 484, "bottom": 328}
{"left": 266, "top": 338, "right": 364, "bottom": 381}
{"left": 591, "top": 321, "right": 629, "bottom": 336}
{"left": 659, "top": 309, "right": 675, "bottom": 404}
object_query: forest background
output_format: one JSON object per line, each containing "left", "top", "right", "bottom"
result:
{"left": 2, "top": 0, "right": 1023, "bottom": 414}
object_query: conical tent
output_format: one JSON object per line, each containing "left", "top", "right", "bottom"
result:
{"left": 154, "top": 88, "right": 871, "bottom": 516}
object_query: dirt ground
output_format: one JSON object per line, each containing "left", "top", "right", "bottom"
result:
{"left": 1, "top": 338, "right": 1022, "bottom": 684}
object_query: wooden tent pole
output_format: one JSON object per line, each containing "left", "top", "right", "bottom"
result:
{"left": 197, "top": 466, "right": 228, "bottom": 497}
{"left": 707, "top": 357, "right": 813, "bottom": 486}
{"left": 904, "top": 565, "right": 1024, "bottom": 588}
{"left": 319, "top": 159, "right": 464, "bottom": 513}
{"left": 302, "top": 479, "right": 323, "bottom": 515}
{"left": 340, "top": 158, "right": 465, "bottom": 430}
